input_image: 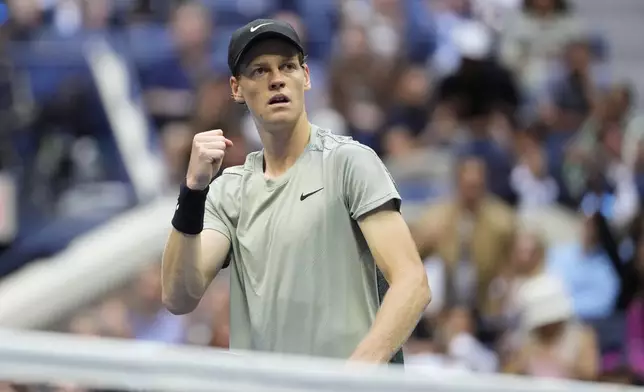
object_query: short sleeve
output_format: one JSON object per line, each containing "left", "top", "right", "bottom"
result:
{"left": 203, "top": 171, "right": 242, "bottom": 268}
{"left": 204, "top": 190, "right": 232, "bottom": 241}
{"left": 335, "top": 143, "right": 401, "bottom": 220}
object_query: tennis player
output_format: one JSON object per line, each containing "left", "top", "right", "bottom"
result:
{"left": 161, "top": 19, "right": 430, "bottom": 364}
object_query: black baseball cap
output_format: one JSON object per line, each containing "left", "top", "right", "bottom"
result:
{"left": 228, "top": 18, "right": 305, "bottom": 75}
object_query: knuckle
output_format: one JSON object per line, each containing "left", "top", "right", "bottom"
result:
{"left": 197, "top": 148, "right": 210, "bottom": 159}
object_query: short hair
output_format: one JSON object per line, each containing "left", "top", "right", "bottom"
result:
{"left": 522, "top": 0, "right": 571, "bottom": 13}
{"left": 455, "top": 155, "right": 486, "bottom": 174}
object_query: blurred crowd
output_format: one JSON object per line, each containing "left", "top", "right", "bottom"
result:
{"left": 2, "top": 0, "right": 644, "bottom": 390}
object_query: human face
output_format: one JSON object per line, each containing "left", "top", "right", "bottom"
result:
{"left": 534, "top": 321, "right": 566, "bottom": 342}
{"left": 566, "top": 42, "right": 591, "bottom": 72}
{"left": 172, "top": 3, "right": 210, "bottom": 50}
{"left": 530, "top": 0, "right": 555, "bottom": 13}
{"left": 230, "top": 39, "right": 310, "bottom": 131}
{"left": 581, "top": 216, "right": 598, "bottom": 247}
{"left": 457, "top": 158, "right": 486, "bottom": 206}
{"left": 511, "top": 232, "right": 543, "bottom": 274}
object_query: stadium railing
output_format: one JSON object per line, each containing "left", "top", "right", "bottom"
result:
{"left": 0, "top": 196, "right": 176, "bottom": 329}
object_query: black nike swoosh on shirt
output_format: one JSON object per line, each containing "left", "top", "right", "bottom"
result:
{"left": 300, "top": 187, "right": 324, "bottom": 201}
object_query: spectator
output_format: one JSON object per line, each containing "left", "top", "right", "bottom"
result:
{"left": 125, "top": 264, "right": 186, "bottom": 344}
{"left": 546, "top": 215, "right": 619, "bottom": 321}
{"left": 412, "top": 156, "right": 516, "bottom": 321}
{"left": 328, "top": 22, "right": 396, "bottom": 152}
{"left": 4, "top": 0, "right": 43, "bottom": 41}
{"left": 596, "top": 212, "right": 644, "bottom": 381}
{"left": 510, "top": 123, "right": 560, "bottom": 211}
{"left": 565, "top": 83, "right": 644, "bottom": 204}
{"left": 504, "top": 274, "right": 599, "bottom": 381}
{"left": 542, "top": 37, "right": 610, "bottom": 133}
{"left": 500, "top": 0, "right": 584, "bottom": 96}
{"left": 437, "top": 20, "right": 520, "bottom": 120}
{"left": 382, "top": 62, "right": 433, "bottom": 156}
{"left": 406, "top": 307, "right": 499, "bottom": 373}
{"left": 491, "top": 229, "right": 547, "bottom": 336}
{"left": 139, "top": 1, "right": 215, "bottom": 128}
{"left": 4, "top": 0, "right": 644, "bottom": 385}
{"left": 95, "top": 298, "right": 134, "bottom": 339}
{"left": 434, "top": 21, "right": 520, "bottom": 200}
{"left": 431, "top": 0, "right": 476, "bottom": 77}
{"left": 67, "top": 313, "right": 102, "bottom": 337}
{"left": 208, "top": 280, "right": 231, "bottom": 349}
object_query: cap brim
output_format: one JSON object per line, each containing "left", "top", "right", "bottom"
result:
{"left": 232, "top": 32, "right": 304, "bottom": 75}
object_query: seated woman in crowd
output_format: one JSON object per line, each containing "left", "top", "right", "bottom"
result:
{"left": 503, "top": 274, "right": 599, "bottom": 381}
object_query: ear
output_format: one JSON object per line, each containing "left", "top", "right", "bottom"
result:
{"left": 302, "top": 63, "right": 311, "bottom": 91}
{"left": 230, "top": 76, "right": 245, "bottom": 104}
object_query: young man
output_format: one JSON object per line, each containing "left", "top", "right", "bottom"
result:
{"left": 161, "top": 19, "right": 430, "bottom": 364}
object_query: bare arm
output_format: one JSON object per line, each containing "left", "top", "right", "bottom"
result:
{"left": 409, "top": 207, "right": 444, "bottom": 260}
{"left": 573, "top": 325, "right": 599, "bottom": 381}
{"left": 502, "top": 344, "right": 528, "bottom": 375}
{"left": 163, "top": 128, "right": 234, "bottom": 315}
{"left": 161, "top": 229, "right": 230, "bottom": 315}
{"left": 350, "top": 201, "right": 431, "bottom": 363}
{"left": 410, "top": 218, "right": 435, "bottom": 260}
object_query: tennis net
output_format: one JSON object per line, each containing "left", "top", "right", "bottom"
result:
{"left": 0, "top": 328, "right": 639, "bottom": 392}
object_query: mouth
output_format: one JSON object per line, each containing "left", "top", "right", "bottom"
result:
{"left": 268, "top": 94, "right": 290, "bottom": 105}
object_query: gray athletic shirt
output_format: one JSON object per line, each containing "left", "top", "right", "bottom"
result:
{"left": 203, "top": 124, "right": 402, "bottom": 361}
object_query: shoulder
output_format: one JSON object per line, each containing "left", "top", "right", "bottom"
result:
{"left": 311, "top": 125, "right": 383, "bottom": 168}
{"left": 546, "top": 243, "right": 578, "bottom": 262}
{"left": 578, "top": 323, "right": 597, "bottom": 339}
{"left": 574, "top": 323, "right": 598, "bottom": 349}
{"left": 319, "top": 126, "right": 380, "bottom": 159}
{"left": 208, "top": 152, "right": 259, "bottom": 200}
{"left": 421, "top": 201, "right": 457, "bottom": 222}
{"left": 312, "top": 126, "right": 369, "bottom": 153}
{"left": 211, "top": 165, "right": 244, "bottom": 189}
{"left": 484, "top": 198, "right": 516, "bottom": 225}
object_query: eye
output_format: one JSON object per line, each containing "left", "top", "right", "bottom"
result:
{"left": 281, "top": 62, "right": 297, "bottom": 72}
{"left": 251, "top": 67, "right": 266, "bottom": 77}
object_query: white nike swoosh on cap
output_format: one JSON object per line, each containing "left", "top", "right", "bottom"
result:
{"left": 250, "top": 22, "right": 273, "bottom": 33}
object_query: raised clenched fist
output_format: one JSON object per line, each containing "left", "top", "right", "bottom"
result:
{"left": 186, "top": 129, "right": 233, "bottom": 190}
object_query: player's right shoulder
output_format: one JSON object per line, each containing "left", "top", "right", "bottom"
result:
{"left": 220, "top": 165, "right": 246, "bottom": 178}
{"left": 212, "top": 151, "right": 259, "bottom": 185}
{"left": 210, "top": 165, "right": 244, "bottom": 195}
{"left": 208, "top": 151, "right": 259, "bottom": 200}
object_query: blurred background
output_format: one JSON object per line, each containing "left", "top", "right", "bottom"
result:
{"left": 1, "top": 0, "right": 644, "bottom": 390}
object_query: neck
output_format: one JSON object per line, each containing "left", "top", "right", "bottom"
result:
{"left": 179, "top": 45, "right": 207, "bottom": 65}
{"left": 258, "top": 113, "right": 311, "bottom": 177}
{"left": 516, "top": 260, "right": 542, "bottom": 278}
{"left": 459, "top": 197, "right": 481, "bottom": 213}
{"left": 532, "top": 8, "right": 554, "bottom": 18}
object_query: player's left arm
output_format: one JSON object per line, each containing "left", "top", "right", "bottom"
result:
{"left": 352, "top": 200, "right": 431, "bottom": 363}
{"left": 335, "top": 143, "right": 431, "bottom": 363}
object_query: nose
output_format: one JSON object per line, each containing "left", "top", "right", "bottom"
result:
{"left": 269, "top": 73, "right": 285, "bottom": 91}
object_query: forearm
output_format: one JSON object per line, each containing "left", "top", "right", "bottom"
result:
{"left": 161, "top": 230, "right": 208, "bottom": 314}
{"left": 351, "top": 273, "right": 430, "bottom": 362}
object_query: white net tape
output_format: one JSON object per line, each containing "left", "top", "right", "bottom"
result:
{"left": 0, "top": 328, "right": 640, "bottom": 392}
